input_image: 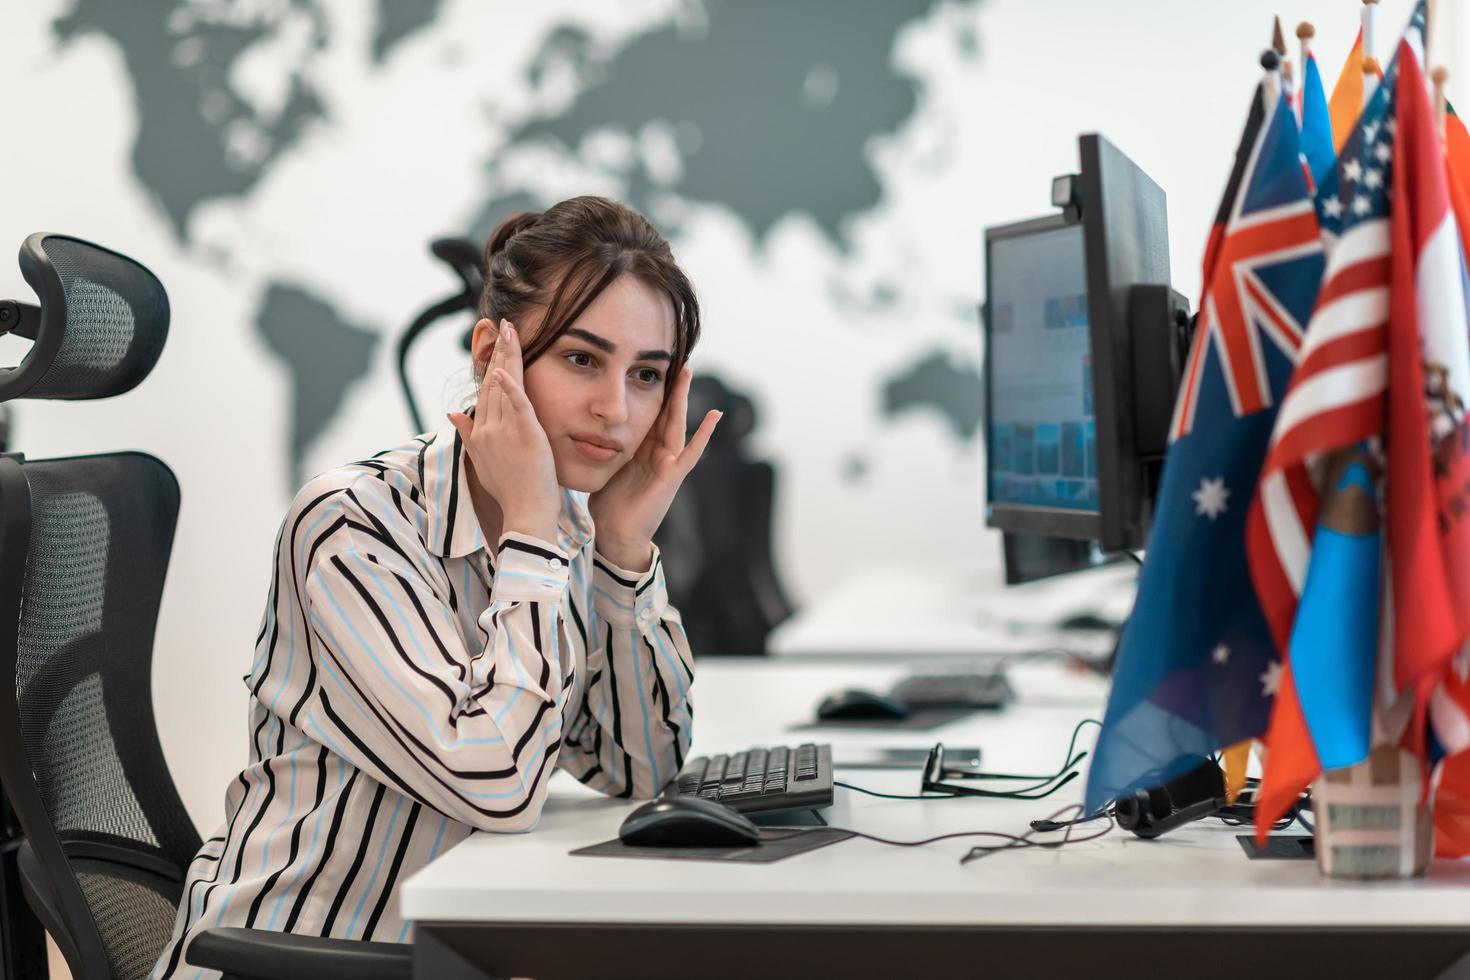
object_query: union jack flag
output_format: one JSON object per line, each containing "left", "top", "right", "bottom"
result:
{"left": 1172, "top": 87, "right": 1323, "bottom": 439}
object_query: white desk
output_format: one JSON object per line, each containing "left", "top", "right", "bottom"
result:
{"left": 765, "top": 561, "right": 1136, "bottom": 659}
{"left": 403, "top": 660, "right": 1470, "bottom": 979}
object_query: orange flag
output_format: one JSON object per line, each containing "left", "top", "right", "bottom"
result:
{"left": 1446, "top": 106, "right": 1470, "bottom": 202}
{"left": 1327, "top": 28, "right": 1385, "bottom": 152}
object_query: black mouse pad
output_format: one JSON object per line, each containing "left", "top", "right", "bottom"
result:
{"left": 1237, "top": 835, "right": 1315, "bottom": 860}
{"left": 570, "top": 827, "right": 854, "bottom": 864}
{"left": 790, "top": 707, "right": 973, "bottom": 732}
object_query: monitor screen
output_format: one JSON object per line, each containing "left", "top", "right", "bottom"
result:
{"left": 985, "top": 223, "right": 1098, "bottom": 523}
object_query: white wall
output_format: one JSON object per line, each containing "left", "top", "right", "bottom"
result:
{"left": 0, "top": 0, "right": 1439, "bottom": 835}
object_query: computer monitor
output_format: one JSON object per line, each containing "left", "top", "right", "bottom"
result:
{"left": 984, "top": 214, "right": 1099, "bottom": 540}
{"left": 983, "top": 133, "right": 1188, "bottom": 554}
{"left": 1077, "top": 133, "right": 1179, "bottom": 552}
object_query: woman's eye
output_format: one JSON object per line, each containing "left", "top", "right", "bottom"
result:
{"left": 565, "top": 351, "right": 594, "bottom": 368}
{"left": 635, "top": 368, "right": 664, "bottom": 386}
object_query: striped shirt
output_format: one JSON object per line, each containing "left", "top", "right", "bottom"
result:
{"left": 152, "top": 425, "right": 695, "bottom": 978}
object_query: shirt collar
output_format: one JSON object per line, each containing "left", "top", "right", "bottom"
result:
{"left": 421, "top": 423, "right": 595, "bottom": 560}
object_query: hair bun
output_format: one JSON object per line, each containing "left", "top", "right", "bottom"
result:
{"left": 484, "top": 210, "right": 543, "bottom": 262}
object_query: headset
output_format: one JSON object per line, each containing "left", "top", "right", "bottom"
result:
{"left": 1111, "top": 756, "right": 1228, "bottom": 839}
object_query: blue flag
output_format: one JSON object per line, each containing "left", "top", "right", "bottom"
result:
{"left": 1084, "top": 75, "right": 1325, "bottom": 814}
{"left": 1300, "top": 52, "right": 1336, "bottom": 189}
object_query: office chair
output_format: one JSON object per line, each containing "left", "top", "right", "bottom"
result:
{"left": 398, "top": 236, "right": 483, "bottom": 433}
{"left": 0, "top": 234, "right": 411, "bottom": 979}
{"left": 653, "top": 375, "right": 794, "bottom": 655}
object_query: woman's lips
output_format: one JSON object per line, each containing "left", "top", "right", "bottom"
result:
{"left": 570, "top": 437, "right": 619, "bottom": 462}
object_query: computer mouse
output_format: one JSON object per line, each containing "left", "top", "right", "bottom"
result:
{"left": 618, "top": 796, "right": 761, "bottom": 847}
{"left": 1057, "top": 611, "right": 1115, "bottom": 631}
{"left": 816, "top": 688, "right": 911, "bottom": 721}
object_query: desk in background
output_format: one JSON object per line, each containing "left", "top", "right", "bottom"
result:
{"left": 766, "top": 560, "right": 1136, "bottom": 659}
{"left": 402, "top": 659, "right": 1470, "bottom": 979}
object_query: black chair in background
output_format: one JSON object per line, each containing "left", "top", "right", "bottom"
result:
{"left": 0, "top": 235, "right": 410, "bottom": 979}
{"left": 653, "top": 375, "right": 794, "bottom": 655}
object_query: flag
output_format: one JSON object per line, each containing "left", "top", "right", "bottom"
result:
{"left": 1250, "top": 3, "right": 1470, "bottom": 834}
{"left": 1300, "top": 51, "right": 1335, "bottom": 188}
{"left": 1446, "top": 104, "right": 1470, "bottom": 193}
{"left": 1328, "top": 29, "right": 1367, "bottom": 152}
{"left": 1424, "top": 105, "right": 1470, "bottom": 836}
{"left": 1083, "top": 69, "right": 1324, "bottom": 815}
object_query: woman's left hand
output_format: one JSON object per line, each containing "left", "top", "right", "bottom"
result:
{"left": 588, "top": 366, "right": 720, "bottom": 571}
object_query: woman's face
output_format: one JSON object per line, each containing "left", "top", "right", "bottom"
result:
{"left": 472, "top": 273, "right": 677, "bottom": 492}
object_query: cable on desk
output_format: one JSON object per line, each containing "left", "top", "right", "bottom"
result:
{"left": 833, "top": 718, "right": 1101, "bottom": 802}
{"left": 959, "top": 804, "right": 1114, "bottom": 864}
{"left": 762, "top": 804, "right": 1116, "bottom": 856}
{"left": 832, "top": 783, "right": 962, "bottom": 801}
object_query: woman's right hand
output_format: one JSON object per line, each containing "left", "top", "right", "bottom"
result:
{"left": 448, "top": 320, "right": 562, "bottom": 543}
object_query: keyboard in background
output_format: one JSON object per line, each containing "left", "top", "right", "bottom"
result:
{"left": 888, "top": 671, "right": 1014, "bottom": 710}
{"left": 668, "top": 743, "right": 833, "bottom": 815}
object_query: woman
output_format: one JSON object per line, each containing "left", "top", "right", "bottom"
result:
{"left": 154, "top": 196, "right": 718, "bottom": 978}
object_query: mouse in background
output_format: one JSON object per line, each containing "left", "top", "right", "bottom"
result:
{"left": 1056, "top": 611, "right": 1115, "bottom": 632}
{"left": 816, "top": 688, "right": 911, "bottom": 722}
{"left": 619, "top": 796, "right": 761, "bottom": 847}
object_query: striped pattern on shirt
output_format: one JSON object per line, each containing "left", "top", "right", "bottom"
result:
{"left": 151, "top": 425, "right": 694, "bottom": 979}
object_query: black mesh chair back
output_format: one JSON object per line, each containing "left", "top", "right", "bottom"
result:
{"left": 1, "top": 233, "right": 169, "bottom": 402}
{"left": 0, "top": 455, "right": 199, "bottom": 979}
{"left": 0, "top": 233, "right": 196, "bottom": 980}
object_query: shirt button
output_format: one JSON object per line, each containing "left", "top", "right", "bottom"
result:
{"left": 638, "top": 607, "right": 652, "bottom": 622}
{"left": 546, "top": 557, "right": 563, "bottom": 571}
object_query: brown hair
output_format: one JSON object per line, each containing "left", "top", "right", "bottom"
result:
{"left": 477, "top": 196, "right": 700, "bottom": 403}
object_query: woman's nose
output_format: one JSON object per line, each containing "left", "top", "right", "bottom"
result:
{"left": 589, "top": 378, "right": 629, "bottom": 425}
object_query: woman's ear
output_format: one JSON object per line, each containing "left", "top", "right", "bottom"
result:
{"left": 469, "top": 317, "right": 497, "bottom": 376}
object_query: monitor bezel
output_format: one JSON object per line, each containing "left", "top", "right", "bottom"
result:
{"left": 982, "top": 213, "right": 1101, "bottom": 542}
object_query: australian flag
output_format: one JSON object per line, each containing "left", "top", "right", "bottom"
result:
{"left": 1085, "top": 68, "right": 1325, "bottom": 814}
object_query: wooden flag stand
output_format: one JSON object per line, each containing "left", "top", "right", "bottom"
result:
{"left": 1313, "top": 746, "right": 1433, "bottom": 878}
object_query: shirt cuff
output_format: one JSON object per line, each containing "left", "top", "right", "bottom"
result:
{"left": 491, "top": 532, "right": 571, "bottom": 603}
{"left": 592, "top": 544, "right": 668, "bottom": 629}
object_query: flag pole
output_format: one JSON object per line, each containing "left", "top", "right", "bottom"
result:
{"left": 1363, "top": 56, "right": 1381, "bottom": 107}
{"left": 1297, "top": 22, "right": 1315, "bottom": 126}
{"left": 1428, "top": 0, "right": 1440, "bottom": 60}
{"left": 1273, "top": 16, "right": 1294, "bottom": 96}
{"left": 1433, "top": 65, "right": 1449, "bottom": 147}
{"left": 1361, "top": 0, "right": 1379, "bottom": 66}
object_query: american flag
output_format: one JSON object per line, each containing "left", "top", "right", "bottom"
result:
{"left": 1244, "top": 22, "right": 1407, "bottom": 655}
{"left": 1170, "top": 93, "right": 1322, "bottom": 438}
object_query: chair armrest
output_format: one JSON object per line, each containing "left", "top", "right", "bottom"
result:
{"left": 186, "top": 927, "right": 412, "bottom": 980}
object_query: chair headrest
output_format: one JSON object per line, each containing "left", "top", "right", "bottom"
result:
{"left": 1, "top": 234, "right": 169, "bottom": 402}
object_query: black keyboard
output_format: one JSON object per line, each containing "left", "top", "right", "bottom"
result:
{"left": 888, "top": 671, "right": 1013, "bottom": 709}
{"left": 668, "top": 743, "right": 834, "bottom": 815}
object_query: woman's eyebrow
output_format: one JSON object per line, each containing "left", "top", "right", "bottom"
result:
{"left": 562, "top": 327, "right": 672, "bottom": 362}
